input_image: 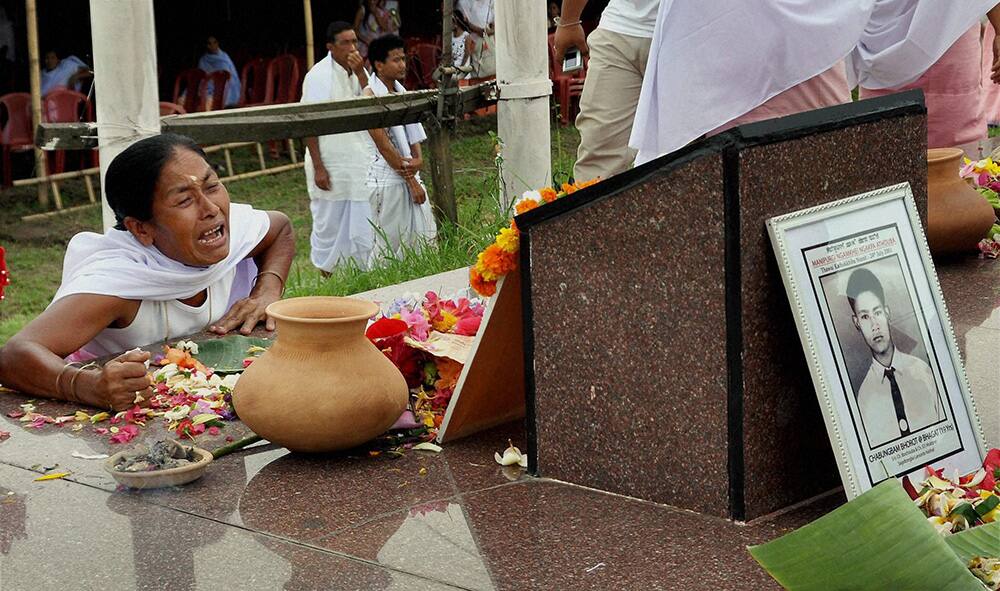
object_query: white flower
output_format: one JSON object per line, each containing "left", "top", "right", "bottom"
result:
{"left": 164, "top": 405, "right": 191, "bottom": 422}
{"left": 516, "top": 190, "right": 542, "bottom": 206}
{"left": 154, "top": 363, "right": 179, "bottom": 382}
{"left": 175, "top": 340, "right": 199, "bottom": 355}
{"left": 494, "top": 439, "right": 528, "bottom": 468}
{"left": 221, "top": 374, "right": 240, "bottom": 391}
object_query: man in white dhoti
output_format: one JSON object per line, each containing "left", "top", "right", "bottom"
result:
{"left": 363, "top": 34, "right": 437, "bottom": 264}
{"left": 301, "top": 21, "right": 375, "bottom": 274}
{"left": 630, "top": 0, "right": 1000, "bottom": 164}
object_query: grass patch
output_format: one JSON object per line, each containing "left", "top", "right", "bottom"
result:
{"left": 0, "top": 110, "right": 580, "bottom": 344}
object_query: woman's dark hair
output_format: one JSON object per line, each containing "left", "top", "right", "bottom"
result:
{"left": 368, "top": 34, "right": 404, "bottom": 66}
{"left": 326, "top": 21, "right": 353, "bottom": 43}
{"left": 105, "top": 133, "right": 206, "bottom": 231}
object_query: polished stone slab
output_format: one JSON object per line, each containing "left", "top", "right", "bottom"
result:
{"left": 0, "top": 463, "right": 465, "bottom": 591}
{"left": 518, "top": 91, "right": 932, "bottom": 520}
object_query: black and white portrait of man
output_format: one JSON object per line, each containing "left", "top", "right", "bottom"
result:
{"left": 842, "top": 265, "right": 943, "bottom": 447}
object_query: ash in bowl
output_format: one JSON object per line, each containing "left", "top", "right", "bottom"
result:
{"left": 114, "top": 440, "right": 196, "bottom": 473}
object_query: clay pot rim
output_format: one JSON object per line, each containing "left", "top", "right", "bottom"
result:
{"left": 927, "top": 147, "right": 964, "bottom": 164}
{"left": 265, "top": 296, "right": 379, "bottom": 324}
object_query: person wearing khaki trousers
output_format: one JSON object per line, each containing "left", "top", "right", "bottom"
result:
{"left": 554, "top": 0, "right": 659, "bottom": 182}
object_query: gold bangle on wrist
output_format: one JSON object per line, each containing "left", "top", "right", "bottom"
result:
{"left": 254, "top": 270, "right": 286, "bottom": 294}
{"left": 56, "top": 362, "right": 77, "bottom": 398}
{"left": 67, "top": 367, "right": 85, "bottom": 403}
{"left": 67, "top": 362, "right": 97, "bottom": 404}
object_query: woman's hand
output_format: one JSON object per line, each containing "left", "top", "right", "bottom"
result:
{"left": 89, "top": 349, "right": 153, "bottom": 411}
{"left": 209, "top": 291, "right": 280, "bottom": 335}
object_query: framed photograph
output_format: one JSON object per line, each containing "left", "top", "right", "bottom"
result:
{"left": 767, "top": 182, "right": 988, "bottom": 499}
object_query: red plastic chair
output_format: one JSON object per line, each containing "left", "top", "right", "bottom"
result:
{"left": 239, "top": 58, "right": 268, "bottom": 107}
{"left": 547, "top": 33, "right": 587, "bottom": 125}
{"left": 264, "top": 54, "right": 300, "bottom": 105}
{"left": 294, "top": 54, "right": 307, "bottom": 102}
{"left": 411, "top": 43, "right": 441, "bottom": 89}
{"left": 199, "top": 70, "right": 230, "bottom": 111}
{"left": 1, "top": 92, "right": 34, "bottom": 187}
{"left": 159, "top": 101, "right": 187, "bottom": 116}
{"left": 404, "top": 35, "right": 442, "bottom": 54}
{"left": 263, "top": 54, "right": 300, "bottom": 158}
{"left": 42, "top": 89, "right": 88, "bottom": 173}
{"left": 0, "top": 245, "right": 9, "bottom": 301}
{"left": 172, "top": 68, "right": 206, "bottom": 114}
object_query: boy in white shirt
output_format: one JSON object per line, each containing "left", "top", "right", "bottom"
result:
{"left": 363, "top": 34, "right": 437, "bottom": 264}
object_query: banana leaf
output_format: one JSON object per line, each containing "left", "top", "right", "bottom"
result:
{"left": 749, "top": 480, "right": 984, "bottom": 590}
{"left": 192, "top": 335, "right": 271, "bottom": 373}
{"left": 947, "top": 522, "right": 1000, "bottom": 564}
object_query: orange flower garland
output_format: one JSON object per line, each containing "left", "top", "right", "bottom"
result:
{"left": 470, "top": 178, "right": 600, "bottom": 297}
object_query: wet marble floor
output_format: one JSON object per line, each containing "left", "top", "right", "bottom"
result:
{"left": 0, "top": 256, "right": 996, "bottom": 590}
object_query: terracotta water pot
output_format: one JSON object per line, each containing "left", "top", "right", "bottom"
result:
{"left": 232, "top": 296, "right": 408, "bottom": 453}
{"left": 926, "top": 148, "right": 996, "bottom": 255}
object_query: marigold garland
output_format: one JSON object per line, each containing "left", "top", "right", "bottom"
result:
{"left": 470, "top": 178, "right": 600, "bottom": 297}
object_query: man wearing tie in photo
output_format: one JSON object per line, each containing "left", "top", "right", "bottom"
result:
{"left": 847, "top": 268, "right": 943, "bottom": 448}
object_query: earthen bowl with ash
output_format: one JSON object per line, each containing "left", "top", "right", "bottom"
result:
{"left": 105, "top": 439, "right": 213, "bottom": 489}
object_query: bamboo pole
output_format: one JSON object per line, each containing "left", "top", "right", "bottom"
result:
{"left": 12, "top": 165, "right": 99, "bottom": 186}
{"left": 21, "top": 202, "right": 98, "bottom": 222}
{"left": 203, "top": 141, "right": 256, "bottom": 153}
{"left": 223, "top": 148, "right": 234, "bottom": 177}
{"left": 303, "top": 0, "right": 315, "bottom": 68}
{"left": 24, "top": 0, "right": 51, "bottom": 208}
{"left": 20, "top": 162, "right": 305, "bottom": 222}
{"left": 82, "top": 173, "right": 96, "bottom": 202}
{"left": 220, "top": 161, "right": 301, "bottom": 183}
{"left": 256, "top": 143, "right": 266, "bottom": 171}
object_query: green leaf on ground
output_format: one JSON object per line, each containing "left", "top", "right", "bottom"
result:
{"left": 193, "top": 335, "right": 272, "bottom": 373}
{"left": 748, "top": 480, "right": 984, "bottom": 590}
{"left": 946, "top": 521, "right": 1000, "bottom": 564}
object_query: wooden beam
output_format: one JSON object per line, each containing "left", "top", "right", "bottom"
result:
{"left": 37, "top": 84, "right": 495, "bottom": 150}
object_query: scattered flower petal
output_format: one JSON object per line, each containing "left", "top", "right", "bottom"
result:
{"left": 34, "top": 472, "right": 70, "bottom": 481}
{"left": 494, "top": 439, "right": 528, "bottom": 467}
{"left": 412, "top": 442, "right": 442, "bottom": 453}
{"left": 71, "top": 451, "right": 109, "bottom": 460}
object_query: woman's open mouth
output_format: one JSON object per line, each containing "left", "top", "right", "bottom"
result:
{"left": 197, "top": 223, "right": 226, "bottom": 247}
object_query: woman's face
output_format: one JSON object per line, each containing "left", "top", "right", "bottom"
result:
{"left": 144, "top": 148, "right": 231, "bottom": 267}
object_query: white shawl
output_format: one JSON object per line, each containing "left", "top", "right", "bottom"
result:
{"left": 630, "top": 0, "right": 995, "bottom": 163}
{"left": 52, "top": 203, "right": 270, "bottom": 304}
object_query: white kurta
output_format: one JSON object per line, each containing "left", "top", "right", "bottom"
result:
{"left": 365, "top": 76, "right": 437, "bottom": 263}
{"left": 630, "top": 0, "right": 997, "bottom": 163}
{"left": 301, "top": 53, "right": 376, "bottom": 271}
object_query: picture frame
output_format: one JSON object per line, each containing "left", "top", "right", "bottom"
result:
{"left": 767, "top": 182, "right": 988, "bottom": 499}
